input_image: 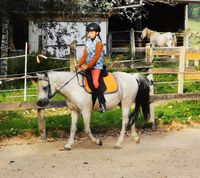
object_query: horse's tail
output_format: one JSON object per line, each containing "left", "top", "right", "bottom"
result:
{"left": 128, "top": 75, "right": 151, "bottom": 126}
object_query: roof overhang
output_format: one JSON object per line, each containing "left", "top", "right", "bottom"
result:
{"left": 145, "top": 0, "right": 200, "bottom": 3}
{"left": 175, "top": 0, "right": 200, "bottom": 3}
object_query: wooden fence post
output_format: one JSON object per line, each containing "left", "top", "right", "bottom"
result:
{"left": 70, "top": 40, "right": 77, "bottom": 72}
{"left": 149, "top": 80, "right": 155, "bottom": 129}
{"left": 107, "top": 33, "right": 112, "bottom": 60}
{"left": 146, "top": 44, "right": 155, "bottom": 129}
{"left": 130, "top": 29, "right": 135, "bottom": 60}
{"left": 38, "top": 108, "right": 46, "bottom": 140}
{"left": 178, "top": 47, "right": 185, "bottom": 94}
{"left": 145, "top": 43, "right": 153, "bottom": 63}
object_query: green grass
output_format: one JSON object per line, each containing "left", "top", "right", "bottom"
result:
{"left": 188, "top": 19, "right": 200, "bottom": 32}
{"left": 0, "top": 69, "right": 200, "bottom": 137}
{"left": 0, "top": 107, "right": 151, "bottom": 138}
{"left": 155, "top": 100, "right": 200, "bottom": 125}
{"left": 1, "top": 99, "right": 199, "bottom": 138}
{"left": 0, "top": 111, "right": 38, "bottom": 137}
{"left": 0, "top": 81, "right": 64, "bottom": 102}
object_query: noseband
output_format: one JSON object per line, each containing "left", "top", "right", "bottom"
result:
{"left": 38, "top": 78, "right": 53, "bottom": 99}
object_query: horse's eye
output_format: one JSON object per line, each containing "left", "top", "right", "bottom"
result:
{"left": 43, "top": 86, "right": 48, "bottom": 91}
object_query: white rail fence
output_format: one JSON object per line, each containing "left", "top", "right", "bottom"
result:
{"left": 0, "top": 42, "right": 71, "bottom": 101}
{"left": 0, "top": 42, "right": 200, "bottom": 134}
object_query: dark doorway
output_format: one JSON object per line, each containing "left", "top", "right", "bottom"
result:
{"left": 0, "top": 24, "right": 1, "bottom": 45}
{"left": 141, "top": 3, "right": 185, "bottom": 32}
{"left": 11, "top": 16, "right": 28, "bottom": 50}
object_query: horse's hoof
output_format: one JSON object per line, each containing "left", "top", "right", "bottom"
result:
{"left": 40, "top": 135, "right": 47, "bottom": 140}
{"left": 64, "top": 145, "right": 72, "bottom": 150}
{"left": 98, "top": 139, "right": 103, "bottom": 146}
{"left": 114, "top": 145, "right": 122, "bottom": 149}
{"left": 133, "top": 136, "right": 140, "bottom": 144}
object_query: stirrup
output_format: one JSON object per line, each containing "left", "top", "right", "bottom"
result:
{"left": 99, "top": 103, "right": 106, "bottom": 113}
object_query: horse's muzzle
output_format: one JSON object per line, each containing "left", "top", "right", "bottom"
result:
{"left": 36, "top": 98, "right": 49, "bottom": 107}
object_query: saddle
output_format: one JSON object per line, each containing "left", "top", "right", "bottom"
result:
{"left": 83, "top": 72, "right": 118, "bottom": 94}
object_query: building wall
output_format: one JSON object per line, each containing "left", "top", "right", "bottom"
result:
{"left": 29, "top": 21, "right": 108, "bottom": 59}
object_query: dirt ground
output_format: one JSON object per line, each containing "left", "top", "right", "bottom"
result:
{"left": 0, "top": 128, "right": 200, "bottom": 178}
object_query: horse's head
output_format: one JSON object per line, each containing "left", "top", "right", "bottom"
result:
{"left": 141, "top": 27, "right": 148, "bottom": 40}
{"left": 36, "top": 73, "right": 52, "bottom": 107}
{"left": 141, "top": 27, "right": 152, "bottom": 40}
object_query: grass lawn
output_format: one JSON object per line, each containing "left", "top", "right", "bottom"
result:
{"left": 188, "top": 19, "right": 200, "bottom": 32}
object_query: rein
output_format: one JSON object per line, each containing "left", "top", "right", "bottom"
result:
{"left": 43, "top": 70, "right": 85, "bottom": 99}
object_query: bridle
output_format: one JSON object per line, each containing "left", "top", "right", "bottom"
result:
{"left": 38, "top": 70, "right": 85, "bottom": 99}
{"left": 38, "top": 77, "right": 53, "bottom": 99}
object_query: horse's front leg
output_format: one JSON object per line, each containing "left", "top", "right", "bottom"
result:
{"left": 64, "top": 110, "right": 78, "bottom": 150}
{"left": 82, "top": 109, "right": 102, "bottom": 146}
{"left": 115, "top": 107, "right": 129, "bottom": 149}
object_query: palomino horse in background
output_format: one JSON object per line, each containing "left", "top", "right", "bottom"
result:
{"left": 141, "top": 27, "right": 176, "bottom": 47}
{"left": 36, "top": 71, "right": 151, "bottom": 150}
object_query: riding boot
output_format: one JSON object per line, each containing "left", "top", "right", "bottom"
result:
{"left": 92, "top": 90, "right": 98, "bottom": 107}
{"left": 97, "top": 87, "right": 106, "bottom": 113}
{"left": 99, "top": 102, "right": 106, "bottom": 113}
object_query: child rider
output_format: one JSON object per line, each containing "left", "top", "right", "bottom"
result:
{"left": 76, "top": 22, "right": 106, "bottom": 113}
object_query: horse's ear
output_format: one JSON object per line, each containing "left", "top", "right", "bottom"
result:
{"left": 36, "top": 72, "right": 48, "bottom": 79}
{"left": 28, "top": 74, "right": 38, "bottom": 83}
{"left": 36, "top": 73, "right": 43, "bottom": 79}
{"left": 30, "top": 72, "right": 48, "bottom": 84}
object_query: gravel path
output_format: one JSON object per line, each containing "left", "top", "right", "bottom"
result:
{"left": 0, "top": 128, "right": 200, "bottom": 178}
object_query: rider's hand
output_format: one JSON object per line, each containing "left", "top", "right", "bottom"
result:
{"left": 75, "top": 64, "right": 80, "bottom": 70}
{"left": 80, "top": 64, "right": 88, "bottom": 70}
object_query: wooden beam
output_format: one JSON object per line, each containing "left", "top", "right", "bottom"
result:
{"left": 185, "top": 52, "right": 200, "bottom": 60}
{"left": 111, "top": 47, "right": 129, "bottom": 53}
{"left": 151, "top": 68, "right": 178, "bottom": 74}
{"left": 153, "top": 49, "right": 180, "bottom": 56}
{"left": 0, "top": 93, "right": 200, "bottom": 112}
{"left": 150, "top": 93, "right": 200, "bottom": 102}
{"left": 0, "top": 100, "right": 66, "bottom": 111}
{"left": 185, "top": 72, "right": 200, "bottom": 80}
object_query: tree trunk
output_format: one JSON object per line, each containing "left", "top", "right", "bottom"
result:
{"left": 0, "top": 17, "right": 9, "bottom": 77}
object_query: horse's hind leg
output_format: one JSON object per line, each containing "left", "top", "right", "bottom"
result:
{"left": 82, "top": 110, "right": 102, "bottom": 146}
{"left": 115, "top": 107, "right": 129, "bottom": 149}
{"left": 64, "top": 110, "right": 78, "bottom": 150}
{"left": 131, "top": 123, "right": 140, "bottom": 143}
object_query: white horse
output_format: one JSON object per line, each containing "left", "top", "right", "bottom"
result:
{"left": 36, "top": 71, "right": 151, "bottom": 150}
{"left": 141, "top": 27, "right": 176, "bottom": 47}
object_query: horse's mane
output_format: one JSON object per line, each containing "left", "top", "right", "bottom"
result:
{"left": 145, "top": 28, "right": 158, "bottom": 39}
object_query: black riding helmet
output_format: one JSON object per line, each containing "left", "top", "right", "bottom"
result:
{"left": 86, "top": 22, "right": 101, "bottom": 32}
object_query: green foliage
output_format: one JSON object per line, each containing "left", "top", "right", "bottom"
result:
{"left": 0, "top": 111, "right": 37, "bottom": 137}
{"left": 1, "top": 53, "right": 68, "bottom": 91}
{"left": 184, "top": 81, "right": 200, "bottom": 93}
{"left": 153, "top": 74, "right": 177, "bottom": 94}
{"left": 154, "top": 83, "right": 177, "bottom": 94}
{"left": 8, "top": 53, "right": 68, "bottom": 75}
{"left": 0, "top": 108, "right": 149, "bottom": 138}
{"left": 153, "top": 58, "right": 178, "bottom": 68}
{"left": 189, "top": 4, "right": 200, "bottom": 20}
